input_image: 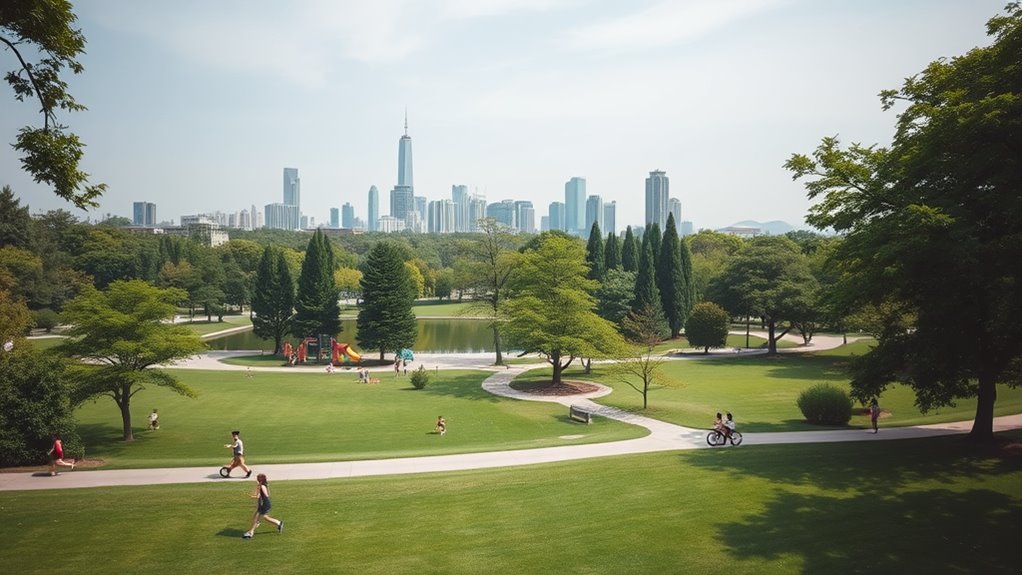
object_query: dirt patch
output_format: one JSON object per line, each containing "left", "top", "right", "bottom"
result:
{"left": 509, "top": 379, "right": 601, "bottom": 396}
{"left": 0, "top": 458, "right": 107, "bottom": 473}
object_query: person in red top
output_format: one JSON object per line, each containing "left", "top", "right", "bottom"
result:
{"left": 47, "top": 433, "right": 75, "bottom": 476}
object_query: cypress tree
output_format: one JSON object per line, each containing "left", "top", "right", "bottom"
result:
{"left": 604, "top": 232, "right": 621, "bottom": 271}
{"left": 658, "top": 213, "right": 685, "bottom": 337}
{"left": 251, "top": 246, "right": 295, "bottom": 354}
{"left": 632, "top": 237, "right": 664, "bottom": 319}
{"left": 678, "top": 233, "right": 697, "bottom": 327}
{"left": 293, "top": 229, "right": 341, "bottom": 340}
{"left": 647, "top": 222, "right": 662, "bottom": 268}
{"left": 621, "top": 226, "right": 639, "bottom": 272}
{"left": 357, "top": 241, "right": 417, "bottom": 361}
{"left": 585, "top": 222, "right": 605, "bottom": 281}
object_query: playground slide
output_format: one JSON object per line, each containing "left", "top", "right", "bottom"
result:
{"left": 344, "top": 346, "right": 362, "bottom": 362}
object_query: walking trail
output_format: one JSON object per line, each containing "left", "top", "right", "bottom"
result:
{"left": 4, "top": 332, "right": 1021, "bottom": 492}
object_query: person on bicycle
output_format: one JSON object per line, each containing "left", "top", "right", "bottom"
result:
{"left": 723, "top": 412, "right": 737, "bottom": 445}
{"left": 713, "top": 412, "right": 725, "bottom": 434}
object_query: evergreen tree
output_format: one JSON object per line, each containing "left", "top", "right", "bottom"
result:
{"left": 632, "top": 238, "right": 665, "bottom": 326}
{"left": 679, "top": 233, "right": 697, "bottom": 325}
{"left": 604, "top": 232, "right": 621, "bottom": 271}
{"left": 621, "top": 226, "right": 639, "bottom": 272}
{"left": 585, "top": 222, "right": 605, "bottom": 282}
{"left": 357, "top": 241, "right": 417, "bottom": 361}
{"left": 293, "top": 229, "right": 341, "bottom": 340}
{"left": 251, "top": 246, "right": 294, "bottom": 354}
{"left": 647, "top": 222, "right": 662, "bottom": 268}
{"left": 657, "top": 213, "right": 686, "bottom": 337}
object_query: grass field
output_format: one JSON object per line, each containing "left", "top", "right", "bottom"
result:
{"left": 4, "top": 432, "right": 1020, "bottom": 575}
{"left": 523, "top": 341, "right": 1022, "bottom": 432}
{"left": 72, "top": 369, "right": 646, "bottom": 468}
{"left": 179, "top": 314, "right": 253, "bottom": 336}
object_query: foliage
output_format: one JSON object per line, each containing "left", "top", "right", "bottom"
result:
{"left": 646, "top": 222, "right": 661, "bottom": 267}
{"left": 685, "top": 302, "right": 730, "bottom": 353}
{"left": 0, "top": 185, "right": 31, "bottom": 248}
{"left": 357, "top": 241, "right": 417, "bottom": 360}
{"left": 687, "top": 230, "right": 744, "bottom": 303}
{"left": 585, "top": 222, "right": 605, "bottom": 281}
{"left": 293, "top": 229, "right": 341, "bottom": 340}
{"left": 433, "top": 268, "right": 454, "bottom": 300}
{"left": 58, "top": 280, "right": 205, "bottom": 441}
{"left": 410, "top": 365, "right": 430, "bottom": 389}
{"left": 502, "top": 234, "right": 625, "bottom": 385}
{"left": 785, "top": 5, "right": 1022, "bottom": 439}
{"left": 612, "top": 304, "right": 671, "bottom": 409}
{"left": 631, "top": 235, "right": 664, "bottom": 325}
{"left": 0, "top": 345, "right": 78, "bottom": 466}
{"left": 405, "top": 261, "right": 426, "bottom": 298}
{"left": 31, "top": 307, "right": 60, "bottom": 332}
{"left": 796, "top": 383, "right": 853, "bottom": 425}
{"left": 1, "top": 0, "right": 106, "bottom": 208}
{"left": 457, "top": 218, "right": 521, "bottom": 365}
{"left": 595, "top": 268, "right": 637, "bottom": 325}
{"left": 657, "top": 213, "right": 688, "bottom": 337}
{"left": 251, "top": 246, "right": 295, "bottom": 355}
{"left": 620, "top": 226, "right": 638, "bottom": 272}
{"left": 604, "top": 232, "right": 620, "bottom": 271}
{"left": 334, "top": 267, "right": 363, "bottom": 300}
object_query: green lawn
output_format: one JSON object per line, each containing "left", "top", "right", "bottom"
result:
{"left": 178, "top": 314, "right": 252, "bottom": 336}
{"left": 3, "top": 432, "right": 1020, "bottom": 575}
{"left": 73, "top": 369, "right": 646, "bottom": 468}
{"left": 524, "top": 340, "right": 1022, "bottom": 432}
{"left": 341, "top": 300, "right": 482, "bottom": 318}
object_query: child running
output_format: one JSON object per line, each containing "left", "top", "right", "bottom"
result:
{"left": 243, "top": 473, "right": 283, "bottom": 539}
{"left": 47, "top": 433, "right": 75, "bottom": 476}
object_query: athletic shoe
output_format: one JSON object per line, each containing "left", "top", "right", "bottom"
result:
{"left": 242, "top": 532, "right": 252, "bottom": 539}
{"left": 277, "top": 521, "right": 284, "bottom": 533}
{"left": 246, "top": 470, "right": 252, "bottom": 478}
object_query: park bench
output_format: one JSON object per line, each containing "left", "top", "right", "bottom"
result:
{"left": 569, "top": 405, "right": 593, "bottom": 424}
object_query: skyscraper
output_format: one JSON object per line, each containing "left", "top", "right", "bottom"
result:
{"left": 585, "top": 195, "right": 604, "bottom": 234}
{"left": 451, "top": 184, "right": 469, "bottom": 232}
{"left": 368, "top": 186, "right": 379, "bottom": 231}
{"left": 668, "top": 197, "right": 682, "bottom": 230}
{"left": 329, "top": 207, "right": 340, "bottom": 228}
{"left": 342, "top": 203, "right": 355, "bottom": 228}
{"left": 132, "top": 202, "right": 156, "bottom": 226}
{"left": 486, "top": 200, "right": 516, "bottom": 228}
{"left": 428, "top": 199, "right": 456, "bottom": 233}
{"left": 391, "top": 113, "right": 415, "bottom": 226}
{"left": 564, "top": 177, "right": 586, "bottom": 236}
{"left": 283, "top": 168, "right": 300, "bottom": 231}
{"left": 548, "top": 201, "right": 565, "bottom": 232}
{"left": 645, "top": 170, "right": 669, "bottom": 230}
{"left": 514, "top": 201, "right": 535, "bottom": 233}
{"left": 468, "top": 195, "right": 487, "bottom": 231}
{"left": 604, "top": 201, "right": 617, "bottom": 236}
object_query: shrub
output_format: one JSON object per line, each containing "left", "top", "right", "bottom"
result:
{"left": 797, "top": 383, "right": 853, "bottom": 425}
{"left": 411, "top": 365, "right": 430, "bottom": 389}
{"left": 31, "top": 308, "right": 60, "bottom": 333}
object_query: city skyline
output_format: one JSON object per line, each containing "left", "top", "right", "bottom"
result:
{"left": 0, "top": 1, "right": 1003, "bottom": 230}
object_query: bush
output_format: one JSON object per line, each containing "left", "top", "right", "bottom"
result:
{"left": 32, "top": 308, "right": 60, "bottom": 333}
{"left": 796, "top": 383, "right": 853, "bottom": 425}
{"left": 410, "top": 365, "right": 430, "bottom": 389}
{"left": 0, "top": 347, "right": 80, "bottom": 466}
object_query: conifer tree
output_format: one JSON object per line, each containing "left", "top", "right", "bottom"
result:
{"left": 679, "top": 233, "right": 697, "bottom": 325}
{"left": 621, "top": 226, "right": 639, "bottom": 272}
{"left": 357, "top": 241, "right": 417, "bottom": 360}
{"left": 585, "top": 222, "right": 605, "bottom": 281}
{"left": 632, "top": 238, "right": 664, "bottom": 326}
{"left": 293, "top": 229, "right": 341, "bottom": 340}
{"left": 657, "top": 213, "right": 686, "bottom": 337}
{"left": 251, "top": 246, "right": 294, "bottom": 354}
{"left": 604, "top": 232, "right": 621, "bottom": 271}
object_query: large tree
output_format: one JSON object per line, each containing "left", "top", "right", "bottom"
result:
{"left": 685, "top": 302, "right": 730, "bottom": 354}
{"left": 785, "top": 6, "right": 1022, "bottom": 440}
{"left": 251, "top": 246, "right": 295, "bottom": 354}
{"left": 502, "top": 234, "right": 625, "bottom": 385}
{"left": 293, "top": 229, "right": 341, "bottom": 341}
{"left": 631, "top": 236, "right": 664, "bottom": 324}
{"left": 460, "top": 218, "right": 520, "bottom": 365}
{"left": 0, "top": 186, "right": 31, "bottom": 248}
{"left": 657, "top": 213, "right": 687, "bottom": 337}
{"left": 58, "top": 280, "right": 205, "bottom": 441}
{"left": 2, "top": 1, "right": 105, "bottom": 208}
{"left": 357, "top": 241, "right": 417, "bottom": 361}
{"left": 585, "top": 222, "right": 605, "bottom": 282}
{"left": 604, "top": 231, "right": 621, "bottom": 271}
{"left": 620, "top": 226, "right": 639, "bottom": 272}
{"left": 712, "top": 236, "right": 819, "bottom": 355}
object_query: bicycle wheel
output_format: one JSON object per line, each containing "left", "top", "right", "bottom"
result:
{"left": 706, "top": 430, "right": 723, "bottom": 446}
{"left": 731, "top": 431, "right": 743, "bottom": 446}
{"left": 219, "top": 466, "right": 231, "bottom": 478}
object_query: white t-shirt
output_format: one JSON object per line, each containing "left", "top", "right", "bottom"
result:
{"left": 149, "top": 412, "right": 159, "bottom": 422}
{"left": 724, "top": 419, "right": 735, "bottom": 431}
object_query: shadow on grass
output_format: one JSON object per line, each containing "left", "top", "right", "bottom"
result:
{"left": 409, "top": 372, "right": 502, "bottom": 402}
{"left": 738, "top": 419, "right": 855, "bottom": 433}
{"left": 75, "top": 422, "right": 138, "bottom": 458}
{"left": 216, "top": 527, "right": 248, "bottom": 538}
{"left": 718, "top": 488, "right": 1022, "bottom": 574}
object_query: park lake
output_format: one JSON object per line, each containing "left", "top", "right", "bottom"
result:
{"left": 205, "top": 318, "right": 498, "bottom": 354}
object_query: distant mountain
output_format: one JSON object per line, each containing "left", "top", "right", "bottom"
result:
{"left": 727, "top": 220, "right": 796, "bottom": 235}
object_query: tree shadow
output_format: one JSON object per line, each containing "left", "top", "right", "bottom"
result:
{"left": 75, "top": 422, "right": 135, "bottom": 457}
{"left": 739, "top": 419, "right": 857, "bottom": 433}
{"left": 717, "top": 489, "right": 1022, "bottom": 573}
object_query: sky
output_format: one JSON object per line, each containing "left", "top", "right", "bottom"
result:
{"left": 0, "top": 0, "right": 1007, "bottom": 232}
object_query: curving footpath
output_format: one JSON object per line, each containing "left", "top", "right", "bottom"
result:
{"left": 4, "top": 334, "right": 1022, "bottom": 492}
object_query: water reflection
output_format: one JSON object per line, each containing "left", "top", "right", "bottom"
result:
{"left": 207, "top": 319, "right": 497, "bottom": 353}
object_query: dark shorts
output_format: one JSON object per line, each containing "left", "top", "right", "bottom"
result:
{"left": 258, "top": 501, "right": 271, "bottom": 515}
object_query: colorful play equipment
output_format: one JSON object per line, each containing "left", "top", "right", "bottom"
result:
{"left": 331, "top": 339, "right": 362, "bottom": 365}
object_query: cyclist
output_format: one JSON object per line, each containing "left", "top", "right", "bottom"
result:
{"left": 723, "top": 412, "right": 737, "bottom": 445}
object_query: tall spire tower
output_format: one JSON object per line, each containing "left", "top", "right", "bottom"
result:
{"left": 391, "top": 110, "right": 415, "bottom": 223}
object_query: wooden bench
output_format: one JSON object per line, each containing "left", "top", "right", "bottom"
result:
{"left": 569, "top": 405, "right": 593, "bottom": 424}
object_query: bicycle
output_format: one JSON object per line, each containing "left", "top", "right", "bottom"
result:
{"left": 706, "top": 428, "right": 743, "bottom": 446}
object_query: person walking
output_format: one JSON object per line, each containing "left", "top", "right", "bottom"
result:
{"left": 223, "top": 430, "right": 252, "bottom": 478}
{"left": 147, "top": 408, "right": 160, "bottom": 430}
{"left": 870, "top": 398, "right": 880, "bottom": 433}
{"left": 47, "top": 433, "right": 75, "bottom": 476}
{"left": 435, "top": 415, "right": 447, "bottom": 436}
{"left": 242, "top": 473, "right": 283, "bottom": 539}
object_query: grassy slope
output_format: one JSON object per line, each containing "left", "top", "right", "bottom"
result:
{"left": 73, "top": 369, "right": 645, "bottom": 468}
{"left": 3, "top": 433, "right": 1020, "bottom": 575}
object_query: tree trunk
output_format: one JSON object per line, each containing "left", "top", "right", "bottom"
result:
{"left": 583, "top": 358, "right": 591, "bottom": 374}
{"left": 767, "top": 318, "right": 777, "bottom": 355}
{"left": 118, "top": 390, "right": 134, "bottom": 441}
{"left": 492, "top": 325, "right": 503, "bottom": 366}
{"left": 968, "top": 370, "right": 997, "bottom": 441}
{"left": 551, "top": 352, "right": 562, "bottom": 385}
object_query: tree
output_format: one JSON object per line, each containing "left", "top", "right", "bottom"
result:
{"left": 251, "top": 246, "right": 294, "bottom": 355}
{"left": 685, "top": 302, "right": 730, "bottom": 353}
{"left": 687, "top": 230, "right": 745, "bottom": 303}
{"left": 712, "top": 236, "right": 819, "bottom": 355}
{"left": 334, "top": 267, "right": 363, "bottom": 301}
{"left": 657, "top": 213, "right": 687, "bottom": 337}
{"left": 621, "top": 226, "right": 639, "bottom": 272}
{"left": 784, "top": 6, "right": 1022, "bottom": 440}
{"left": 502, "top": 235, "right": 625, "bottom": 385}
{"left": 631, "top": 236, "right": 664, "bottom": 325}
{"left": 461, "top": 218, "right": 520, "bottom": 365}
{"left": 433, "top": 268, "right": 454, "bottom": 300}
{"left": 0, "top": 185, "right": 31, "bottom": 248}
{"left": 357, "top": 241, "right": 417, "bottom": 361}
{"left": 595, "top": 268, "right": 637, "bottom": 325}
{"left": 58, "top": 280, "right": 205, "bottom": 441}
{"left": 2, "top": 1, "right": 105, "bottom": 208}
{"left": 293, "top": 229, "right": 341, "bottom": 341}
{"left": 610, "top": 304, "right": 670, "bottom": 409}
{"left": 646, "top": 222, "right": 662, "bottom": 267}
{"left": 585, "top": 222, "right": 605, "bottom": 282}
{"left": 604, "top": 232, "right": 621, "bottom": 271}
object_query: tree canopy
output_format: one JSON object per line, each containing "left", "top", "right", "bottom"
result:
{"left": 785, "top": 5, "right": 1022, "bottom": 440}
{"left": 357, "top": 241, "right": 417, "bottom": 361}
{"left": 251, "top": 246, "right": 295, "bottom": 355}
{"left": 293, "top": 229, "right": 341, "bottom": 341}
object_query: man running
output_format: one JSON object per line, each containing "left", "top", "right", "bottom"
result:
{"left": 223, "top": 430, "right": 252, "bottom": 478}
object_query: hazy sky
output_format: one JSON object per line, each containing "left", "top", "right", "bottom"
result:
{"left": 0, "top": 0, "right": 1005, "bottom": 231}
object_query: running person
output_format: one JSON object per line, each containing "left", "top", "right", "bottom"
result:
{"left": 223, "top": 430, "right": 252, "bottom": 478}
{"left": 47, "top": 433, "right": 75, "bottom": 476}
{"left": 870, "top": 398, "right": 880, "bottom": 433}
{"left": 243, "top": 474, "right": 283, "bottom": 539}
